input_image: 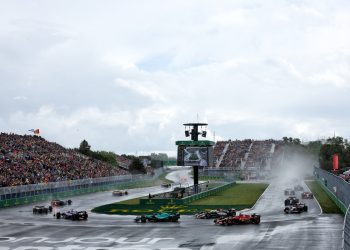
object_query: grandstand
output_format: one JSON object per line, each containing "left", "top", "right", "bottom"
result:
{"left": 213, "top": 139, "right": 283, "bottom": 172}
{"left": 0, "top": 133, "right": 128, "bottom": 187}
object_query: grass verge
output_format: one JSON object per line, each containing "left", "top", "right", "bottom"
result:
{"left": 305, "top": 180, "right": 342, "bottom": 214}
{"left": 92, "top": 183, "right": 268, "bottom": 215}
{"left": 190, "top": 183, "right": 268, "bottom": 206}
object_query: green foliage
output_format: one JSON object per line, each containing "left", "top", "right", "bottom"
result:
{"left": 129, "top": 158, "right": 146, "bottom": 174}
{"left": 282, "top": 137, "right": 301, "bottom": 145}
{"left": 150, "top": 153, "right": 176, "bottom": 162}
{"left": 319, "top": 136, "right": 350, "bottom": 171}
{"left": 90, "top": 151, "right": 118, "bottom": 166}
{"left": 150, "top": 153, "right": 168, "bottom": 161}
{"left": 79, "top": 139, "right": 91, "bottom": 155}
{"left": 77, "top": 140, "right": 118, "bottom": 167}
{"left": 305, "top": 140, "right": 322, "bottom": 156}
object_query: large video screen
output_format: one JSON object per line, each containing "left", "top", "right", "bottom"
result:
{"left": 177, "top": 145, "right": 213, "bottom": 167}
{"left": 183, "top": 147, "right": 208, "bottom": 167}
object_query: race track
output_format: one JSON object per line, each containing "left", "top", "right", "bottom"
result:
{"left": 0, "top": 169, "right": 344, "bottom": 250}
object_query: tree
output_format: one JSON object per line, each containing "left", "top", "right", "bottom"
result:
{"left": 129, "top": 158, "right": 146, "bottom": 174}
{"left": 319, "top": 136, "right": 350, "bottom": 171}
{"left": 150, "top": 153, "right": 169, "bottom": 161}
{"left": 292, "top": 138, "right": 301, "bottom": 145}
{"left": 79, "top": 139, "right": 91, "bottom": 155}
{"left": 91, "top": 151, "right": 118, "bottom": 166}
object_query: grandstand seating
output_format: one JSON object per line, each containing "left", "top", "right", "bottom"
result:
{"left": 213, "top": 139, "right": 282, "bottom": 170}
{"left": 0, "top": 133, "right": 128, "bottom": 187}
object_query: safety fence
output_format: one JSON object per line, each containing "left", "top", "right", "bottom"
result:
{"left": 182, "top": 181, "right": 235, "bottom": 204}
{"left": 344, "top": 206, "right": 350, "bottom": 250}
{"left": 93, "top": 181, "right": 240, "bottom": 215}
{"left": 314, "top": 167, "right": 348, "bottom": 213}
{"left": 200, "top": 168, "right": 239, "bottom": 180}
{"left": 0, "top": 168, "right": 164, "bottom": 208}
{"left": 140, "top": 181, "right": 235, "bottom": 206}
{"left": 313, "top": 167, "right": 350, "bottom": 250}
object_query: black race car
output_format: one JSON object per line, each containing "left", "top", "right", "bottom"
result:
{"left": 112, "top": 190, "right": 128, "bottom": 196}
{"left": 284, "top": 188, "right": 295, "bottom": 196}
{"left": 284, "top": 203, "right": 308, "bottom": 214}
{"left": 294, "top": 185, "right": 304, "bottom": 191}
{"left": 33, "top": 205, "right": 52, "bottom": 214}
{"left": 161, "top": 183, "right": 171, "bottom": 188}
{"left": 285, "top": 196, "right": 299, "bottom": 206}
{"left": 195, "top": 208, "right": 236, "bottom": 219}
{"left": 56, "top": 210, "right": 88, "bottom": 220}
{"left": 51, "top": 199, "right": 72, "bottom": 207}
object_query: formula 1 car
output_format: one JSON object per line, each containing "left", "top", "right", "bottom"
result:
{"left": 284, "top": 188, "right": 295, "bottom": 196}
{"left": 135, "top": 212, "right": 180, "bottom": 223}
{"left": 285, "top": 196, "right": 300, "bottom": 206}
{"left": 56, "top": 210, "right": 88, "bottom": 220}
{"left": 301, "top": 192, "right": 314, "bottom": 199}
{"left": 112, "top": 190, "right": 128, "bottom": 196}
{"left": 195, "top": 208, "right": 236, "bottom": 219}
{"left": 161, "top": 183, "right": 171, "bottom": 188}
{"left": 284, "top": 203, "right": 308, "bottom": 214}
{"left": 294, "top": 185, "right": 304, "bottom": 191}
{"left": 214, "top": 213, "right": 261, "bottom": 225}
{"left": 51, "top": 199, "right": 72, "bottom": 207}
{"left": 33, "top": 205, "right": 52, "bottom": 214}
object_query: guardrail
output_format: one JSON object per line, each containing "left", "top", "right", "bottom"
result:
{"left": 313, "top": 167, "right": 350, "bottom": 250}
{"left": 0, "top": 168, "right": 164, "bottom": 208}
{"left": 344, "top": 205, "right": 350, "bottom": 250}
{"left": 182, "top": 182, "right": 235, "bottom": 204}
{"left": 138, "top": 181, "right": 235, "bottom": 206}
{"left": 314, "top": 167, "right": 348, "bottom": 213}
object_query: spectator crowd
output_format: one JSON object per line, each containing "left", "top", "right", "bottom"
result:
{"left": 0, "top": 133, "right": 128, "bottom": 187}
{"left": 214, "top": 139, "right": 281, "bottom": 169}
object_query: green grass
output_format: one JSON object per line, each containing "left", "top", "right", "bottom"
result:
{"left": 305, "top": 181, "right": 342, "bottom": 214}
{"left": 158, "top": 171, "right": 173, "bottom": 184}
{"left": 190, "top": 183, "right": 268, "bottom": 206}
{"left": 118, "top": 171, "right": 174, "bottom": 190}
{"left": 92, "top": 183, "right": 268, "bottom": 215}
{"left": 117, "top": 197, "right": 144, "bottom": 205}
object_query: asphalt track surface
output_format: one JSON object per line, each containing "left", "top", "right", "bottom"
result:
{"left": 0, "top": 169, "right": 344, "bottom": 250}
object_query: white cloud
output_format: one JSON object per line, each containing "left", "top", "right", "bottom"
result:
{"left": 13, "top": 96, "right": 27, "bottom": 100}
{"left": 1, "top": 0, "right": 350, "bottom": 154}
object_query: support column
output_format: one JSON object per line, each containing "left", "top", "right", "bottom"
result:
{"left": 193, "top": 166, "right": 198, "bottom": 193}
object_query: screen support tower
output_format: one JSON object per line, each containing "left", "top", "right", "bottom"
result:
{"left": 183, "top": 123, "right": 208, "bottom": 193}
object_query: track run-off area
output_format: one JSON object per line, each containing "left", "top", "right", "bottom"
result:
{"left": 0, "top": 168, "right": 344, "bottom": 250}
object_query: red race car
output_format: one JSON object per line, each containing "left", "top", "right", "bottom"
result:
{"left": 214, "top": 213, "right": 261, "bottom": 225}
{"left": 301, "top": 192, "right": 314, "bottom": 199}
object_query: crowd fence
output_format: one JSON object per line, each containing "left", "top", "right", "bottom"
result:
{"left": 0, "top": 168, "right": 163, "bottom": 208}
{"left": 313, "top": 167, "right": 350, "bottom": 250}
{"left": 139, "top": 181, "right": 235, "bottom": 206}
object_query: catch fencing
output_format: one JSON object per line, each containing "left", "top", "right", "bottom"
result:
{"left": 139, "top": 181, "right": 235, "bottom": 206}
{"left": 313, "top": 167, "right": 350, "bottom": 250}
{"left": 313, "top": 167, "right": 348, "bottom": 213}
{"left": 0, "top": 168, "right": 163, "bottom": 208}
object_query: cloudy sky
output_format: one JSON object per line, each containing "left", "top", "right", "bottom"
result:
{"left": 1, "top": 0, "right": 350, "bottom": 156}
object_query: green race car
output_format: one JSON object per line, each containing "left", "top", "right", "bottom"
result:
{"left": 135, "top": 212, "right": 180, "bottom": 223}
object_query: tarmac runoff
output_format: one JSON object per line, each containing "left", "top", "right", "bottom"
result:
{"left": 0, "top": 169, "right": 344, "bottom": 250}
